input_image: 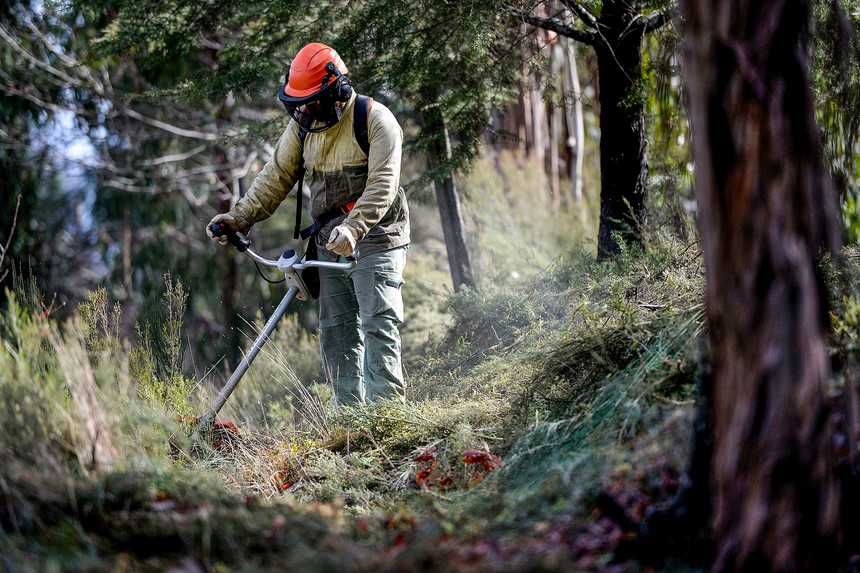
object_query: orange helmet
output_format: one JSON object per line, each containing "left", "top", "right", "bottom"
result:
{"left": 278, "top": 43, "right": 353, "bottom": 132}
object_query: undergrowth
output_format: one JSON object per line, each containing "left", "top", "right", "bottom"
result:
{"left": 0, "top": 158, "right": 715, "bottom": 571}
{"left": 16, "top": 233, "right": 860, "bottom": 569}
{"left": 11, "top": 155, "right": 841, "bottom": 570}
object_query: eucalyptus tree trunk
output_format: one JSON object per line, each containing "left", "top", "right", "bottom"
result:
{"left": 423, "top": 102, "right": 475, "bottom": 291}
{"left": 562, "top": 38, "right": 585, "bottom": 202}
{"left": 549, "top": 40, "right": 564, "bottom": 206}
{"left": 682, "top": 0, "right": 842, "bottom": 569}
{"left": 595, "top": 2, "right": 648, "bottom": 259}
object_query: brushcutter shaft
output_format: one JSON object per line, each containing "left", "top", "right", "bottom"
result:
{"left": 194, "top": 231, "right": 356, "bottom": 438}
{"left": 197, "top": 285, "right": 299, "bottom": 429}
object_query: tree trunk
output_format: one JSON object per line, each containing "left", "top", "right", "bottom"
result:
{"left": 549, "top": 41, "right": 564, "bottom": 207}
{"left": 214, "top": 145, "right": 241, "bottom": 369}
{"left": 595, "top": 23, "right": 647, "bottom": 259}
{"left": 520, "top": 69, "right": 534, "bottom": 157}
{"left": 423, "top": 102, "right": 476, "bottom": 291}
{"left": 122, "top": 205, "right": 133, "bottom": 299}
{"left": 562, "top": 38, "right": 585, "bottom": 203}
{"left": 530, "top": 78, "right": 546, "bottom": 169}
{"left": 682, "top": 0, "right": 842, "bottom": 569}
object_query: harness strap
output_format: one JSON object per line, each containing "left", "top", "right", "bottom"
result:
{"left": 354, "top": 95, "right": 372, "bottom": 157}
{"left": 293, "top": 128, "right": 309, "bottom": 240}
{"left": 298, "top": 207, "right": 342, "bottom": 240}
{"left": 293, "top": 95, "right": 373, "bottom": 240}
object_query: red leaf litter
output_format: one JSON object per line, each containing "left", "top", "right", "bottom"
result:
{"left": 211, "top": 418, "right": 240, "bottom": 451}
{"left": 414, "top": 447, "right": 440, "bottom": 488}
{"left": 412, "top": 446, "right": 503, "bottom": 490}
{"left": 414, "top": 447, "right": 437, "bottom": 463}
{"left": 463, "top": 448, "right": 502, "bottom": 484}
{"left": 213, "top": 419, "right": 238, "bottom": 433}
{"left": 462, "top": 449, "right": 502, "bottom": 472}
{"left": 384, "top": 459, "right": 682, "bottom": 571}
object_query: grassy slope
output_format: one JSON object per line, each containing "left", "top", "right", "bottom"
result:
{"left": 8, "top": 153, "right": 837, "bottom": 570}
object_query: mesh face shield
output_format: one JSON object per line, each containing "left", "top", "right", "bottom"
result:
{"left": 278, "top": 86, "right": 341, "bottom": 133}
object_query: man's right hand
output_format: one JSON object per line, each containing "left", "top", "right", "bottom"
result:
{"left": 206, "top": 213, "right": 242, "bottom": 246}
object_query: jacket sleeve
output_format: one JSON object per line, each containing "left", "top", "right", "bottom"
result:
{"left": 230, "top": 121, "right": 303, "bottom": 231}
{"left": 340, "top": 104, "right": 403, "bottom": 240}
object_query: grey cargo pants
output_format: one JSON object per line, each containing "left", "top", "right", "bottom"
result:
{"left": 318, "top": 246, "right": 407, "bottom": 405}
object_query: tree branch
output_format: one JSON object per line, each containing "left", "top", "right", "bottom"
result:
{"left": 560, "top": 0, "right": 600, "bottom": 30}
{"left": 637, "top": 4, "right": 678, "bottom": 35}
{"left": 138, "top": 145, "right": 208, "bottom": 167}
{"left": 516, "top": 11, "right": 596, "bottom": 45}
{"left": 0, "top": 194, "right": 22, "bottom": 284}
{"left": 121, "top": 107, "right": 219, "bottom": 141}
{"left": 0, "top": 23, "right": 83, "bottom": 88}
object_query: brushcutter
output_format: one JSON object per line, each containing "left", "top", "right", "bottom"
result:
{"left": 193, "top": 222, "right": 355, "bottom": 437}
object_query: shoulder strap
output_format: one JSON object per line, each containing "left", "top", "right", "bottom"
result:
{"left": 353, "top": 95, "right": 373, "bottom": 157}
{"left": 293, "top": 128, "right": 309, "bottom": 240}
{"left": 293, "top": 98, "right": 370, "bottom": 240}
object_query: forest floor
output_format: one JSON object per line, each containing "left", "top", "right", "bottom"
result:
{"left": 5, "top": 160, "right": 860, "bottom": 571}
{"left": 0, "top": 233, "right": 708, "bottom": 572}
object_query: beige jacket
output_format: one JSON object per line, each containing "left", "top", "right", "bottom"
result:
{"left": 230, "top": 92, "right": 410, "bottom": 256}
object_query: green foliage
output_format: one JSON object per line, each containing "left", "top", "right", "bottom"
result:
{"left": 810, "top": 1, "right": 860, "bottom": 241}
{"left": 126, "top": 274, "right": 195, "bottom": 419}
{"left": 335, "top": 0, "right": 522, "bottom": 176}
{"left": 0, "top": 461, "right": 369, "bottom": 571}
{"left": 0, "top": 295, "right": 72, "bottom": 465}
{"left": 0, "top": 5, "right": 90, "bottom": 304}
{"left": 78, "top": 288, "right": 123, "bottom": 354}
{"left": 74, "top": 0, "right": 524, "bottom": 180}
{"left": 642, "top": 29, "right": 695, "bottom": 243}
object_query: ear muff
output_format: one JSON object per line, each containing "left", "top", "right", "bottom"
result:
{"left": 324, "top": 62, "right": 353, "bottom": 102}
{"left": 276, "top": 61, "right": 353, "bottom": 132}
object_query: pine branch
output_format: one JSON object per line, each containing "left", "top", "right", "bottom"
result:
{"left": 0, "top": 23, "right": 84, "bottom": 88}
{"left": 121, "top": 107, "right": 219, "bottom": 141}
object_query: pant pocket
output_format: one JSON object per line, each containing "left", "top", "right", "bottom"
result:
{"left": 375, "top": 274, "right": 405, "bottom": 322}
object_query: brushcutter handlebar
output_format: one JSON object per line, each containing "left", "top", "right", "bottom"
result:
{"left": 247, "top": 248, "right": 356, "bottom": 272}
{"left": 208, "top": 222, "right": 251, "bottom": 252}
{"left": 208, "top": 223, "right": 356, "bottom": 273}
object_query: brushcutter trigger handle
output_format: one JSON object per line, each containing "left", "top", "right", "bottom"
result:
{"left": 208, "top": 222, "right": 251, "bottom": 252}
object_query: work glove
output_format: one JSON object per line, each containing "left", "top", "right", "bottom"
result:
{"left": 325, "top": 223, "right": 359, "bottom": 257}
{"left": 206, "top": 213, "right": 245, "bottom": 246}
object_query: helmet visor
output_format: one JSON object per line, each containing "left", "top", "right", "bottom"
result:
{"left": 279, "top": 84, "right": 339, "bottom": 133}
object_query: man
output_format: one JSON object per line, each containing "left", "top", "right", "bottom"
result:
{"left": 207, "top": 42, "right": 409, "bottom": 405}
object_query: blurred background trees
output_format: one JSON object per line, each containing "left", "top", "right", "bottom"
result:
{"left": 2, "top": 0, "right": 860, "bottom": 372}
{"left": 522, "top": 0, "right": 676, "bottom": 258}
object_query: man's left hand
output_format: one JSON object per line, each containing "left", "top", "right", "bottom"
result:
{"left": 325, "top": 224, "right": 358, "bottom": 257}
